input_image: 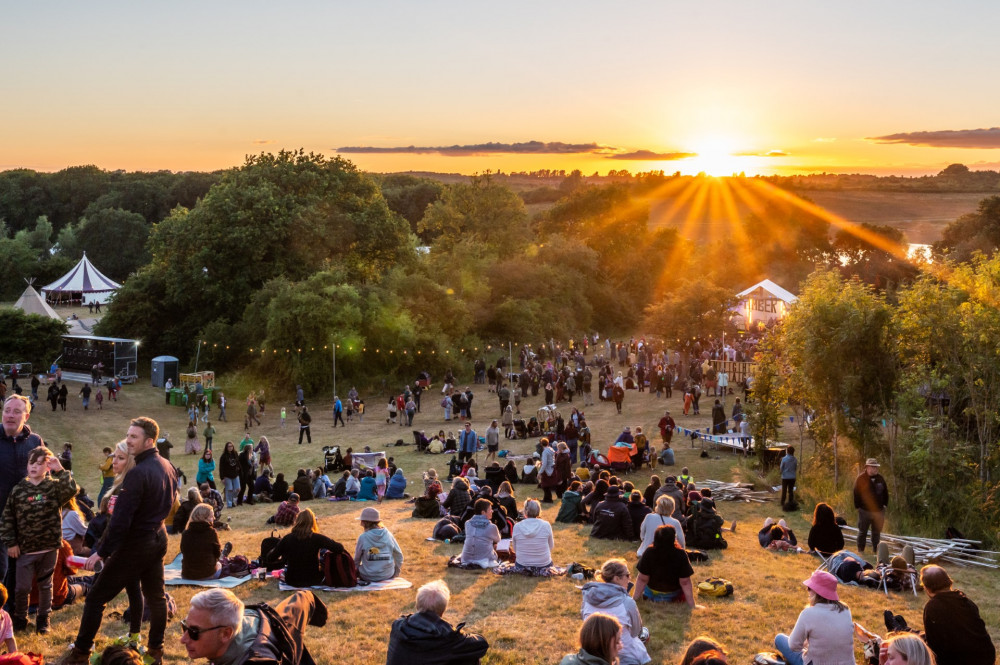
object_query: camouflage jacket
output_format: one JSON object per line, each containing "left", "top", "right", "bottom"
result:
{"left": 0, "top": 470, "right": 78, "bottom": 552}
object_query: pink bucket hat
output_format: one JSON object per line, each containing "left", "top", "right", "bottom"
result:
{"left": 802, "top": 570, "right": 839, "bottom": 601}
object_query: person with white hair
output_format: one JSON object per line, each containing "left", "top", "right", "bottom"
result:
{"left": 179, "top": 587, "right": 328, "bottom": 664}
{"left": 385, "top": 579, "right": 489, "bottom": 665}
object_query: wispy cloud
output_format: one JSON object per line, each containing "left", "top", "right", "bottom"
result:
{"left": 733, "top": 150, "right": 788, "bottom": 157}
{"left": 252, "top": 139, "right": 276, "bottom": 145}
{"left": 605, "top": 150, "right": 697, "bottom": 161}
{"left": 813, "top": 137, "right": 837, "bottom": 143}
{"left": 336, "top": 141, "right": 613, "bottom": 156}
{"left": 869, "top": 127, "right": 1000, "bottom": 149}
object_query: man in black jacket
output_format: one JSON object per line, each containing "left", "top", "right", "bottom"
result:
{"left": 853, "top": 458, "right": 889, "bottom": 552}
{"left": 59, "top": 416, "right": 177, "bottom": 665}
{"left": 590, "top": 486, "right": 634, "bottom": 540}
{"left": 386, "top": 580, "right": 488, "bottom": 665}
{"left": 181, "top": 588, "right": 328, "bottom": 665}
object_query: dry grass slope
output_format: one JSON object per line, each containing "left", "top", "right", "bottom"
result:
{"left": 19, "top": 379, "right": 1000, "bottom": 664}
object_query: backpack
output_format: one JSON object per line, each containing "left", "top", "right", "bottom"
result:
{"left": 259, "top": 530, "right": 282, "bottom": 570}
{"left": 219, "top": 555, "right": 252, "bottom": 578}
{"left": 322, "top": 549, "right": 358, "bottom": 588}
{"left": 697, "top": 577, "right": 734, "bottom": 597}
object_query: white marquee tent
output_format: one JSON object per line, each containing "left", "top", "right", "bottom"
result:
{"left": 733, "top": 279, "right": 797, "bottom": 331}
{"left": 42, "top": 252, "right": 121, "bottom": 305}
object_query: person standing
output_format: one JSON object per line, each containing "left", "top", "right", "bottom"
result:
{"left": 780, "top": 446, "right": 797, "bottom": 507}
{"left": 853, "top": 458, "right": 888, "bottom": 553}
{"left": 97, "top": 447, "right": 115, "bottom": 505}
{"left": 297, "top": 407, "right": 312, "bottom": 445}
{"left": 0, "top": 396, "right": 44, "bottom": 606}
{"left": 217, "top": 392, "right": 227, "bottom": 422}
{"left": 58, "top": 416, "right": 177, "bottom": 665}
{"left": 458, "top": 422, "right": 477, "bottom": 464}
{"left": 163, "top": 378, "right": 173, "bottom": 405}
{"left": 203, "top": 421, "right": 216, "bottom": 452}
{"left": 333, "top": 396, "right": 345, "bottom": 428}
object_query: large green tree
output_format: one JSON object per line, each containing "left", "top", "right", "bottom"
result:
{"left": 0, "top": 310, "right": 67, "bottom": 370}
{"left": 73, "top": 208, "right": 151, "bottom": 281}
{"left": 98, "top": 150, "right": 414, "bottom": 356}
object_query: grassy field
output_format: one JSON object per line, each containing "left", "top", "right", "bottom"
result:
{"left": 16, "top": 376, "right": 1000, "bottom": 664}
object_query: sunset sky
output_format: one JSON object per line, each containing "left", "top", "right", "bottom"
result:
{"left": 4, "top": 1, "right": 1000, "bottom": 176}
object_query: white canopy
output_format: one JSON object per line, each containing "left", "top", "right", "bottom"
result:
{"left": 42, "top": 252, "right": 121, "bottom": 304}
{"left": 734, "top": 279, "right": 797, "bottom": 330}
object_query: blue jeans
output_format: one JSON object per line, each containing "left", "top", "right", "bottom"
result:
{"left": 223, "top": 477, "right": 241, "bottom": 507}
{"left": 566, "top": 439, "right": 578, "bottom": 464}
{"left": 774, "top": 634, "right": 805, "bottom": 665}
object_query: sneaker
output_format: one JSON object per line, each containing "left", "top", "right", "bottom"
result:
{"left": 36, "top": 614, "right": 50, "bottom": 634}
{"left": 56, "top": 647, "right": 91, "bottom": 665}
{"left": 222, "top": 541, "right": 233, "bottom": 558}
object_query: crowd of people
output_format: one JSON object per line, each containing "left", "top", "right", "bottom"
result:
{"left": 0, "top": 329, "right": 996, "bottom": 665}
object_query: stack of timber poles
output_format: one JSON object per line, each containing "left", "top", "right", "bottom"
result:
{"left": 698, "top": 479, "right": 772, "bottom": 503}
{"left": 840, "top": 525, "right": 1000, "bottom": 569}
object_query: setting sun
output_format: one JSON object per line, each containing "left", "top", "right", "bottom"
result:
{"left": 684, "top": 136, "right": 747, "bottom": 177}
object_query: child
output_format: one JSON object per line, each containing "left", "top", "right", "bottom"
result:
{"left": 95, "top": 388, "right": 104, "bottom": 410}
{"left": 357, "top": 400, "right": 365, "bottom": 422}
{"left": 0, "top": 447, "right": 77, "bottom": 633}
{"left": 280, "top": 407, "right": 286, "bottom": 428}
{"left": 375, "top": 458, "right": 389, "bottom": 504}
{"left": 0, "top": 583, "right": 15, "bottom": 653}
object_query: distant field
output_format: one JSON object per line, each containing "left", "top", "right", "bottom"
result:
{"left": 647, "top": 189, "right": 988, "bottom": 245}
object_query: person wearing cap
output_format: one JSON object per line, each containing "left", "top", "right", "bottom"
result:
{"left": 853, "top": 458, "right": 889, "bottom": 552}
{"left": 773, "top": 570, "right": 855, "bottom": 665}
{"left": 354, "top": 507, "right": 403, "bottom": 583}
{"left": 385, "top": 579, "right": 489, "bottom": 665}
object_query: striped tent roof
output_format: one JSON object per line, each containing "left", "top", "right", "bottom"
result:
{"left": 42, "top": 252, "right": 121, "bottom": 294}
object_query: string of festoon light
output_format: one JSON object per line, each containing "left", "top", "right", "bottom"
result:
{"left": 196, "top": 341, "right": 538, "bottom": 357}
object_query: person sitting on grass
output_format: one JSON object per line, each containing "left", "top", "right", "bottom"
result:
{"left": 354, "top": 507, "right": 404, "bottom": 583}
{"left": 180, "top": 504, "right": 222, "bottom": 580}
{"left": 581, "top": 559, "right": 651, "bottom": 665}
{"left": 496, "top": 481, "right": 519, "bottom": 519}
{"left": 454, "top": 499, "right": 501, "bottom": 569}
{"left": 172, "top": 487, "right": 204, "bottom": 534}
{"left": 556, "top": 480, "right": 586, "bottom": 523}
{"left": 638, "top": 495, "right": 685, "bottom": 556}
{"left": 773, "top": 571, "right": 855, "bottom": 665}
{"left": 443, "top": 477, "right": 473, "bottom": 517}
{"left": 502, "top": 499, "right": 556, "bottom": 576}
{"left": 919, "top": 564, "right": 995, "bottom": 665}
{"left": 385, "top": 580, "right": 489, "bottom": 665}
{"left": 591, "top": 486, "right": 633, "bottom": 541}
{"left": 386, "top": 469, "right": 408, "bottom": 499}
{"left": 632, "top": 525, "right": 699, "bottom": 608}
{"left": 681, "top": 637, "right": 729, "bottom": 665}
{"left": 267, "top": 509, "right": 346, "bottom": 588}
{"left": 806, "top": 502, "right": 844, "bottom": 556}
{"left": 357, "top": 470, "right": 378, "bottom": 501}
{"left": 269, "top": 493, "right": 301, "bottom": 527}
{"left": 559, "top": 613, "right": 622, "bottom": 665}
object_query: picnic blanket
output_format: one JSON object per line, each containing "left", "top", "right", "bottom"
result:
{"left": 164, "top": 554, "right": 253, "bottom": 588}
{"left": 279, "top": 578, "right": 412, "bottom": 593}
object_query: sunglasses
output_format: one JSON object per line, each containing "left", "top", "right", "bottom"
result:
{"left": 181, "top": 621, "right": 227, "bottom": 641}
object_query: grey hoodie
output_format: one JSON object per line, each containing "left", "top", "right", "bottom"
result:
{"left": 580, "top": 582, "right": 650, "bottom": 665}
{"left": 354, "top": 527, "right": 404, "bottom": 582}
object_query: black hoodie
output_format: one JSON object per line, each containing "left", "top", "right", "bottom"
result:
{"left": 385, "top": 611, "right": 489, "bottom": 665}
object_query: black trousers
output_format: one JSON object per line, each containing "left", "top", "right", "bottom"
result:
{"left": 298, "top": 425, "right": 311, "bottom": 444}
{"left": 780, "top": 479, "right": 795, "bottom": 505}
{"left": 73, "top": 530, "right": 168, "bottom": 653}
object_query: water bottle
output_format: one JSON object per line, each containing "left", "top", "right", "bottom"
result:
{"left": 571, "top": 572, "right": 584, "bottom": 580}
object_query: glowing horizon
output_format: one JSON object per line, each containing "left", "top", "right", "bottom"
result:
{"left": 4, "top": 1, "right": 1000, "bottom": 177}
